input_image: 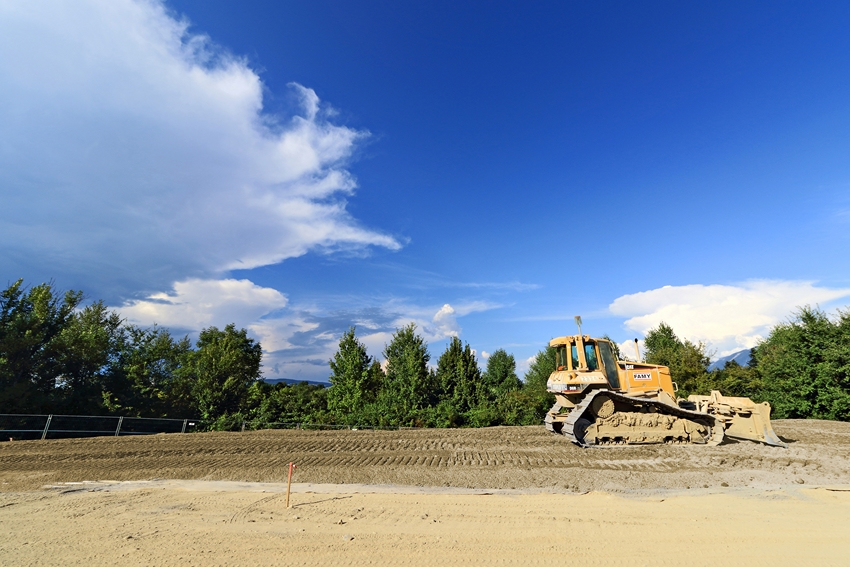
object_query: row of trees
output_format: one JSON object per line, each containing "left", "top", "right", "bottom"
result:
{"left": 642, "top": 307, "right": 850, "bottom": 421}
{"left": 326, "top": 325, "right": 552, "bottom": 427}
{"left": 3, "top": 278, "right": 848, "bottom": 426}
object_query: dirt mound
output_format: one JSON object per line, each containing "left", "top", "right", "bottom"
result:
{"left": 2, "top": 420, "right": 849, "bottom": 492}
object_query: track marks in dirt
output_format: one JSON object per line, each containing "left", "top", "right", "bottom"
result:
{"left": 1, "top": 420, "right": 849, "bottom": 492}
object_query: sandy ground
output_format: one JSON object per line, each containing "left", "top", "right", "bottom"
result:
{"left": 2, "top": 480, "right": 849, "bottom": 566}
{"left": 2, "top": 420, "right": 850, "bottom": 565}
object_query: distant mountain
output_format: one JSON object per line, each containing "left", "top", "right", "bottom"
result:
{"left": 262, "top": 378, "right": 330, "bottom": 388}
{"left": 708, "top": 349, "right": 752, "bottom": 371}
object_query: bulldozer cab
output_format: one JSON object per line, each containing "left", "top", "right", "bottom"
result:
{"left": 553, "top": 338, "right": 621, "bottom": 389}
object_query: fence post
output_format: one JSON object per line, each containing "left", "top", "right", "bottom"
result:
{"left": 114, "top": 416, "right": 124, "bottom": 437}
{"left": 181, "top": 419, "right": 188, "bottom": 433}
{"left": 241, "top": 421, "right": 246, "bottom": 433}
{"left": 41, "top": 414, "right": 53, "bottom": 440}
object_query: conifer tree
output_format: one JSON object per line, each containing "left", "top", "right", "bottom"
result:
{"left": 328, "top": 327, "right": 374, "bottom": 422}
{"left": 435, "top": 336, "right": 480, "bottom": 413}
{"left": 379, "top": 324, "right": 432, "bottom": 424}
{"left": 479, "top": 348, "right": 521, "bottom": 404}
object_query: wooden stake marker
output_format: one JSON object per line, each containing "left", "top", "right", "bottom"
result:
{"left": 286, "top": 462, "right": 297, "bottom": 508}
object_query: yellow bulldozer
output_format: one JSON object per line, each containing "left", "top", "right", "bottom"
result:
{"left": 544, "top": 321, "right": 785, "bottom": 447}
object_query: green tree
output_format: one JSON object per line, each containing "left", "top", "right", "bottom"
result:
{"left": 523, "top": 345, "right": 557, "bottom": 392}
{"left": 183, "top": 324, "right": 262, "bottom": 422}
{"left": 704, "top": 359, "right": 763, "bottom": 400}
{"left": 643, "top": 322, "right": 710, "bottom": 397}
{"left": 642, "top": 322, "right": 681, "bottom": 367}
{"left": 754, "top": 306, "right": 850, "bottom": 420}
{"left": 0, "top": 279, "right": 83, "bottom": 412}
{"left": 102, "top": 325, "right": 193, "bottom": 417}
{"left": 56, "top": 301, "right": 125, "bottom": 415}
{"left": 378, "top": 324, "right": 432, "bottom": 425}
{"left": 519, "top": 345, "right": 557, "bottom": 421}
{"left": 479, "top": 349, "right": 521, "bottom": 404}
{"left": 367, "top": 359, "right": 385, "bottom": 393}
{"left": 246, "top": 380, "right": 330, "bottom": 426}
{"left": 497, "top": 389, "right": 550, "bottom": 425}
{"left": 328, "top": 327, "right": 379, "bottom": 423}
{"left": 435, "top": 336, "right": 480, "bottom": 414}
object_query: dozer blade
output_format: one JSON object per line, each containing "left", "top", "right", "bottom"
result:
{"left": 687, "top": 391, "right": 787, "bottom": 448}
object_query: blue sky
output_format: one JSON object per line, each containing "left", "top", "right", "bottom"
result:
{"left": 2, "top": 1, "right": 850, "bottom": 381}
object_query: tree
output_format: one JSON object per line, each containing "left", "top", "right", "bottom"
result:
{"left": 435, "top": 336, "right": 480, "bottom": 414}
{"left": 378, "top": 324, "right": 432, "bottom": 425}
{"left": 0, "top": 279, "right": 84, "bottom": 412}
{"left": 183, "top": 324, "right": 262, "bottom": 422}
{"left": 706, "top": 360, "right": 763, "bottom": 401}
{"left": 642, "top": 322, "right": 681, "bottom": 368}
{"left": 479, "top": 349, "right": 521, "bottom": 404}
{"left": 246, "top": 380, "right": 330, "bottom": 426}
{"left": 328, "top": 327, "right": 378, "bottom": 423}
{"left": 519, "top": 345, "right": 557, "bottom": 421}
{"left": 754, "top": 306, "right": 850, "bottom": 421}
{"left": 57, "top": 301, "right": 125, "bottom": 415}
{"left": 102, "top": 325, "right": 193, "bottom": 417}
{"left": 523, "top": 345, "right": 557, "bottom": 392}
{"left": 643, "top": 322, "right": 710, "bottom": 397}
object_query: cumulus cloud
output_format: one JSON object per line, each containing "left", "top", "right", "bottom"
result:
{"left": 609, "top": 280, "right": 850, "bottom": 356}
{"left": 404, "top": 301, "right": 503, "bottom": 342}
{"left": 0, "top": 0, "right": 398, "bottom": 301}
{"left": 616, "top": 339, "right": 645, "bottom": 362}
{"left": 431, "top": 304, "right": 459, "bottom": 338}
{"left": 119, "top": 278, "right": 288, "bottom": 331}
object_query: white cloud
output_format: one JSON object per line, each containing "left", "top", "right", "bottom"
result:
{"left": 609, "top": 280, "right": 850, "bottom": 356}
{"left": 431, "top": 304, "right": 459, "bottom": 338}
{"left": 119, "top": 278, "right": 287, "bottom": 331}
{"left": 0, "top": 0, "right": 399, "bottom": 301}
{"left": 237, "top": 299, "right": 500, "bottom": 380}
{"left": 480, "top": 350, "right": 490, "bottom": 359}
{"left": 384, "top": 300, "right": 500, "bottom": 342}
{"left": 616, "top": 339, "right": 645, "bottom": 362}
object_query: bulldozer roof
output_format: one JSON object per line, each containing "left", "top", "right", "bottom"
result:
{"left": 549, "top": 335, "right": 601, "bottom": 347}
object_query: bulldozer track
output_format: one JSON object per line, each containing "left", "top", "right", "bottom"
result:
{"left": 555, "top": 390, "right": 725, "bottom": 447}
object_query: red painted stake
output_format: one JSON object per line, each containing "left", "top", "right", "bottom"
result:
{"left": 286, "top": 462, "right": 297, "bottom": 508}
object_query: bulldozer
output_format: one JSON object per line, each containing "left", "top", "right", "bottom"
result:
{"left": 544, "top": 319, "right": 785, "bottom": 447}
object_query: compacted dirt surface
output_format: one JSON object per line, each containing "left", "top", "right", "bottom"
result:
{"left": 2, "top": 420, "right": 850, "bottom": 566}
{"left": 2, "top": 420, "right": 849, "bottom": 491}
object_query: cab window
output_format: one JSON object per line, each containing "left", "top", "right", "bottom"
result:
{"left": 584, "top": 344, "right": 599, "bottom": 371}
{"left": 570, "top": 346, "right": 580, "bottom": 369}
{"left": 598, "top": 342, "right": 621, "bottom": 389}
{"left": 556, "top": 346, "right": 568, "bottom": 370}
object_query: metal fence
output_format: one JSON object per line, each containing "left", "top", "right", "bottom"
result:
{"left": 0, "top": 414, "right": 200, "bottom": 441}
{"left": 216, "top": 418, "right": 412, "bottom": 432}
{"left": 0, "top": 414, "right": 414, "bottom": 441}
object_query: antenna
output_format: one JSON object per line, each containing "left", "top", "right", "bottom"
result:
{"left": 574, "top": 315, "right": 582, "bottom": 336}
